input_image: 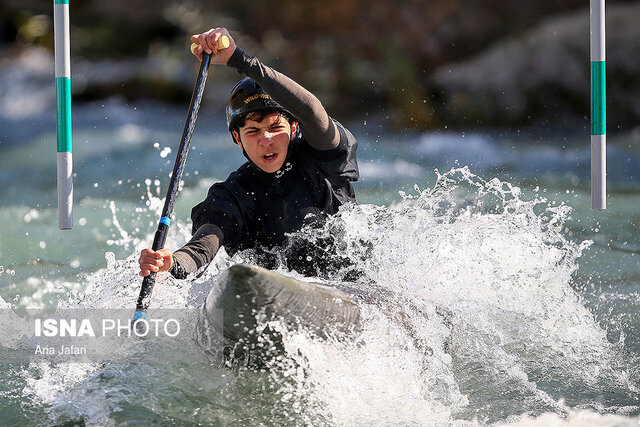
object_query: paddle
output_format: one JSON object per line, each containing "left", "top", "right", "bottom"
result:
{"left": 134, "top": 36, "right": 229, "bottom": 319}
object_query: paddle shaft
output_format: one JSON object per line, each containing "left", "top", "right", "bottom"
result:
{"left": 135, "top": 52, "right": 211, "bottom": 313}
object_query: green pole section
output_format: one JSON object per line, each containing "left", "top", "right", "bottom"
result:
{"left": 590, "top": 61, "right": 606, "bottom": 136}
{"left": 56, "top": 77, "right": 72, "bottom": 152}
{"left": 590, "top": 0, "right": 606, "bottom": 210}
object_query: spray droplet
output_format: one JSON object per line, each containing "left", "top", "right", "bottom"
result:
{"left": 160, "top": 147, "right": 172, "bottom": 158}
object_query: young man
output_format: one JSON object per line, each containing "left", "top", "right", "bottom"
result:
{"left": 138, "top": 28, "right": 359, "bottom": 279}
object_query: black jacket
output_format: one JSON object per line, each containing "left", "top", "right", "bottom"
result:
{"left": 191, "top": 120, "right": 358, "bottom": 255}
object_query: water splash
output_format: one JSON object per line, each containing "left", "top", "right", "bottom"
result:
{"left": 261, "top": 167, "right": 638, "bottom": 424}
{"left": 15, "top": 167, "right": 640, "bottom": 425}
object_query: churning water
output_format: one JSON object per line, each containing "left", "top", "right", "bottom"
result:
{"left": 1, "top": 73, "right": 640, "bottom": 424}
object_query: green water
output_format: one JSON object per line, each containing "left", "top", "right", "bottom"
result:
{"left": 1, "top": 102, "right": 639, "bottom": 425}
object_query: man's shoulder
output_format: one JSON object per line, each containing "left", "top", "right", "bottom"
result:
{"left": 297, "top": 119, "right": 358, "bottom": 162}
{"left": 331, "top": 119, "right": 357, "bottom": 152}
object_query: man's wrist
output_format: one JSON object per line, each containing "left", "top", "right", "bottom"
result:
{"left": 226, "top": 46, "right": 248, "bottom": 71}
{"left": 168, "top": 255, "right": 188, "bottom": 279}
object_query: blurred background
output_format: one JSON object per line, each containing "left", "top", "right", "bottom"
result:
{"left": 2, "top": 2, "right": 640, "bottom": 425}
{"left": 2, "top": 0, "right": 640, "bottom": 135}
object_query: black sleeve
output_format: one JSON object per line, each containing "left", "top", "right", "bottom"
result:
{"left": 169, "top": 224, "right": 223, "bottom": 279}
{"left": 168, "top": 180, "right": 249, "bottom": 279}
{"left": 227, "top": 47, "right": 340, "bottom": 151}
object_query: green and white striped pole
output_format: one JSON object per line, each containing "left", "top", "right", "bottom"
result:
{"left": 54, "top": 0, "right": 73, "bottom": 229}
{"left": 590, "top": 0, "right": 606, "bottom": 210}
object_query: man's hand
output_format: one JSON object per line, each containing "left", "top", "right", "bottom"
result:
{"left": 138, "top": 248, "right": 173, "bottom": 277}
{"left": 190, "top": 27, "right": 236, "bottom": 65}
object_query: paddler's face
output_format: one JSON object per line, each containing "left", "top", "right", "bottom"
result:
{"left": 233, "top": 113, "right": 296, "bottom": 173}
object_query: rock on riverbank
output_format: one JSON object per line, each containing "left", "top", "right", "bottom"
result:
{"left": 432, "top": 3, "right": 640, "bottom": 130}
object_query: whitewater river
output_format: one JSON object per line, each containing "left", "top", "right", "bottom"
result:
{"left": 1, "top": 94, "right": 639, "bottom": 425}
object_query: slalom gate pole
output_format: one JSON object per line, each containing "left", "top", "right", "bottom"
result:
{"left": 54, "top": 0, "right": 73, "bottom": 229}
{"left": 590, "top": 0, "right": 606, "bottom": 210}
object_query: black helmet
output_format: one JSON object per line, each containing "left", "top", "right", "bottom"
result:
{"left": 226, "top": 77, "right": 288, "bottom": 132}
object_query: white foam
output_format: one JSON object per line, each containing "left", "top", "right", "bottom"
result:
{"left": 15, "top": 167, "right": 638, "bottom": 424}
{"left": 273, "top": 166, "right": 637, "bottom": 423}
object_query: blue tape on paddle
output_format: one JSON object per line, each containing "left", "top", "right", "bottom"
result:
{"left": 159, "top": 217, "right": 171, "bottom": 227}
{"left": 133, "top": 310, "right": 148, "bottom": 321}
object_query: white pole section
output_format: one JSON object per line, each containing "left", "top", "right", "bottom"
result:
{"left": 54, "top": 0, "right": 73, "bottom": 229}
{"left": 590, "top": 0, "right": 606, "bottom": 210}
